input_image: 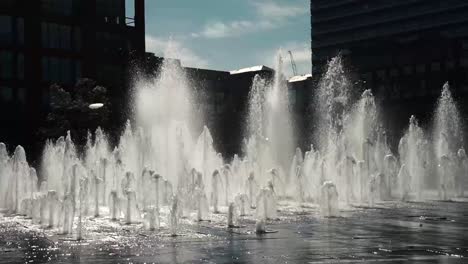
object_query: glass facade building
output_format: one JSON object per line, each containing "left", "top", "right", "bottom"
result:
{"left": 0, "top": 0, "right": 145, "bottom": 150}
{"left": 311, "top": 0, "right": 468, "bottom": 142}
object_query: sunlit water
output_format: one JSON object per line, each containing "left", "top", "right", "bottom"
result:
{"left": 0, "top": 48, "right": 466, "bottom": 262}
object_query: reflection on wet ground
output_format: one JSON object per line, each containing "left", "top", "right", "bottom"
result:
{"left": 0, "top": 201, "right": 467, "bottom": 263}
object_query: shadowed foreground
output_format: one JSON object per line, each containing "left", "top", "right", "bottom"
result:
{"left": 0, "top": 200, "right": 467, "bottom": 263}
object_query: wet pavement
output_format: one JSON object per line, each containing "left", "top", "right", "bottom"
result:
{"left": 0, "top": 200, "right": 467, "bottom": 263}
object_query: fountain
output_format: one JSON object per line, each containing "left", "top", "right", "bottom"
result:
{"left": 320, "top": 181, "right": 339, "bottom": 217}
{"left": 0, "top": 50, "right": 465, "bottom": 246}
{"left": 433, "top": 82, "right": 464, "bottom": 200}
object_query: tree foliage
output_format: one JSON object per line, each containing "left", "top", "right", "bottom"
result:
{"left": 38, "top": 79, "right": 112, "bottom": 146}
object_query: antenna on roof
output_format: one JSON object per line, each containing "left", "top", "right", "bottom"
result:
{"left": 288, "top": 51, "right": 298, "bottom": 76}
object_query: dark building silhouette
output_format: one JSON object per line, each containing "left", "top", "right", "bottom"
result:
{"left": 0, "top": 0, "right": 145, "bottom": 151}
{"left": 311, "top": 0, "right": 468, "bottom": 143}
{"left": 185, "top": 65, "right": 274, "bottom": 157}
{"left": 137, "top": 52, "right": 277, "bottom": 158}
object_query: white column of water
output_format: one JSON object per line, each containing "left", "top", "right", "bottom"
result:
{"left": 433, "top": 83, "right": 464, "bottom": 200}
{"left": 399, "top": 115, "right": 427, "bottom": 201}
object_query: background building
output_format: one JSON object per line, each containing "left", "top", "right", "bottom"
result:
{"left": 0, "top": 0, "right": 145, "bottom": 152}
{"left": 311, "top": 0, "right": 468, "bottom": 144}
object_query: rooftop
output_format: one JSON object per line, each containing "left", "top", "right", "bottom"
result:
{"left": 229, "top": 65, "right": 274, "bottom": 75}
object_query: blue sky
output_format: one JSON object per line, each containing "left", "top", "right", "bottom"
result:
{"left": 133, "top": 0, "right": 311, "bottom": 77}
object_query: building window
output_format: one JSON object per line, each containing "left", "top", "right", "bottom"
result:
{"left": 97, "top": 64, "right": 122, "bottom": 86}
{"left": 17, "top": 53, "right": 24, "bottom": 80}
{"left": 96, "top": 32, "right": 123, "bottom": 53}
{"left": 0, "top": 51, "right": 13, "bottom": 78}
{"left": 403, "top": 65, "right": 413, "bottom": 75}
{"left": 0, "top": 86, "right": 13, "bottom": 102}
{"left": 41, "top": 22, "right": 72, "bottom": 50}
{"left": 416, "top": 64, "right": 425, "bottom": 73}
{"left": 376, "top": 70, "right": 386, "bottom": 79}
{"left": 389, "top": 68, "right": 398, "bottom": 77}
{"left": 431, "top": 62, "right": 440, "bottom": 72}
{"left": 74, "top": 60, "right": 81, "bottom": 81}
{"left": 41, "top": 0, "right": 73, "bottom": 16}
{"left": 73, "top": 27, "right": 81, "bottom": 51}
{"left": 0, "top": 16, "right": 12, "bottom": 45}
{"left": 16, "top": 17, "right": 24, "bottom": 45}
{"left": 461, "top": 58, "right": 468, "bottom": 67}
{"left": 42, "top": 56, "right": 73, "bottom": 84}
{"left": 18, "top": 87, "right": 26, "bottom": 104}
{"left": 0, "top": 0, "right": 14, "bottom": 8}
{"left": 445, "top": 60, "right": 455, "bottom": 69}
{"left": 97, "top": 0, "right": 124, "bottom": 24}
{"left": 418, "top": 80, "right": 426, "bottom": 96}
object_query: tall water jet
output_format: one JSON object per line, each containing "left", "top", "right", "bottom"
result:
{"left": 211, "top": 170, "right": 222, "bottom": 213}
{"left": 169, "top": 195, "right": 181, "bottom": 236}
{"left": 144, "top": 206, "right": 159, "bottom": 231}
{"left": 109, "top": 190, "right": 120, "bottom": 221}
{"left": 433, "top": 82, "right": 464, "bottom": 199}
{"left": 60, "top": 194, "right": 74, "bottom": 235}
{"left": 456, "top": 148, "right": 467, "bottom": 197}
{"left": 0, "top": 143, "right": 10, "bottom": 209}
{"left": 320, "top": 181, "right": 339, "bottom": 217}
{"left": 313, "top": 56, "right": 352, "bottom": 203}
{"left": 246, "top": 172, "right": 259, "bottom": 208}
{"left": 255, "top": 186, "right": 277, "bottom": 220}
{"left": 245, "top": 51, "right": 294, "bottom": 187}
{"left": 227, "top": 202, "right": 239, "bottom": 228}
{"left": 399, "top": 115, "right": 427, "bottom": 200}
{"left": 265, "top": 51, "right": 295, "bottom": 171}
{"left": 134, "top": 40, "right": 201, "bottom": 190}
{"left": 234, "top": 193, "right": 249, "bottom": 216}
{"left": 397, "top": 164, "right": 411, "bottom": 201}
{"left": 315, "top": 56, "right": 350, "bottom": 152}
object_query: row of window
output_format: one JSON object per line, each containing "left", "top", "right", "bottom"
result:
{"left": 0, "top": 16, "right": 24, "bottom": 46}
{"left": 41, "top": 56, "right": 81, "bottom": 84}
{"left": 41, "top": 22, "right": 81, "bottom": 51}
{"left": 41, "top": 0, "right": 74, "bottom": 16}
{"left": 0, "top": 86, "right": 26, "bottom": 104}
{"left": 0, "top": 51, "right": 24, "bottom": 80}
{"left": 363, "top": 60, "right": 466, "bottom": 82}
{"left": 385, "top": 80, "right": 468, "bottom": 100}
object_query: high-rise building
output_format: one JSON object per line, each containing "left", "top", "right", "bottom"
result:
{"left": 311, "top": 0, "right": 468, "bottom": 140}
{"left": 0, "top": 0, "right": 145, "bottom": 148}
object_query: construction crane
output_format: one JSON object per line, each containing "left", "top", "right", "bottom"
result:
{"left": 288, "top": 50, "right": 298, "bottom": 76}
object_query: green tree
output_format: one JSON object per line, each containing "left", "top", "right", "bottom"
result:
{"left": 38, "top": 79, "right": 111, "bottom": 146}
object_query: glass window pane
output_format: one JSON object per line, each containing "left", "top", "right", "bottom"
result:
{"left": 49, "top": 23, "right": 58, "bottom": 48}
{"left": 18, "top": 87, "right": 26, "bottom": 104}
{"left": 0, "top": 16, "right": 12, "bottom": 45}
{"left": 0, "top": 86, "right": 13, "bottom": 102}
{"left": 41, "top": 22, "right": 48, "bottom": 48}
{"left": 16, "top": 17, "right": 24, "bottom": 45}
{"left": 74, "top": 27, "right": 81, "bottom": 51}
{"left": 17, "top": 53, "right": 24, "bottom": 79}
{"left": 42, "top": 57, "right": 49, "bottom": 81}
{"left": 50, "top": 57, "right": 58, "bottom": 81}
{"left": 64, "top": 26, "right": 71, "bottom": 49}
{"left": 0, "top": 51, "right": 13, "bottom": 78}
{"left": 75, "top": 60, "right": 81, "bottom": 81}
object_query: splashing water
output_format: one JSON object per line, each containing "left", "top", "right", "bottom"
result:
{"left": 0, "top": 52, "right": 466, "bottom": 240}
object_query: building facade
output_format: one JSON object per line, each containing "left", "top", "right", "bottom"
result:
{"left": 311, "top": 0, "right": 468, "bottom": 142}
{"left": 0, "top": 0, "right": 145, "bottom": 150}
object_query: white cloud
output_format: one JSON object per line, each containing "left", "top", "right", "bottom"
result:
{"left": 253, "top": 1, "right": 307, "bottom": 20}
{"left": 145, "top": 35, "right": 209, "bottom": 68}
{"left": 195, "top": 0, "right": 307, "bottom": 39}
